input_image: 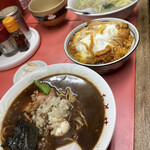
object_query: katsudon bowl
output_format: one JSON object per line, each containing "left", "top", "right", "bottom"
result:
{"left": 64, "top": 18, "right": 139, "bottom": 74}
{"left": 0, "top": 63, "right": 116, "bottom": 150}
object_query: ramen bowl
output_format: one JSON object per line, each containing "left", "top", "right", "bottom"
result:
{"left": 67, "top": 0, "right": 138, "bottom": 21}
{"left": 28, "top": 0, "right": 67, "bottom": 26}
{"left": 64, "top": 18, "right": 139, "bottom": 74}
{"left": 0, "top": 63, "right": 116, "bottom": 150}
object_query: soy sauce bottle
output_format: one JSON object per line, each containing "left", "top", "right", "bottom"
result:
{"left": 0, "top": 23, "right": 17, "bottom": 56}
{"left": 2, "top": 16, "right": 30, "bottom": 52}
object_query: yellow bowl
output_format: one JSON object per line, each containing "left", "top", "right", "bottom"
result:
{"left": 28, "top": 0, "right": 67, "bottom": 26}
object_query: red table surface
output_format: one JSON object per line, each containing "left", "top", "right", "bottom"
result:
{"left": 0, "top": 8, "right": 137, "bottom": 150}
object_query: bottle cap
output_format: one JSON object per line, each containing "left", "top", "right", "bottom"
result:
{"left": 0, "top": 23, "right": 10, "bottom": 43}
{"left": 2, "top": 16, "right": 19, "bottom": 33}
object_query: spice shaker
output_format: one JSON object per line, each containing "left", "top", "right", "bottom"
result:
{"left": 2, "top": 16, "right": 30, "bottom": 52}
{"left": 0, "top": 5, "right": 31, "bottom": 39}
{"left": 0, "top": 24, "right": 18, "bottom": 56}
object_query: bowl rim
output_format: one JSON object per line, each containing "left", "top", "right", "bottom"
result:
{"left": 64, "top": 17, "right": 139, "bottom": 67}
{"left": 67, "top": 0, "right": 138, "bottom": 16}
{"left": 28, "top": 0, "right": 65, "bottom": 13}
{"left": 0, "top": 63, "right": 116, "bottom": 150}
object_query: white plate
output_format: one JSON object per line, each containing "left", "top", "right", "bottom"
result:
{"left": 0, "top": 27, "right": 40, "bottom": 71}
{"left": 0, "top": 63, "right": 116, "bottom": 150}
{"left": 13, "top": 60, "right": 47, "bottom": 84}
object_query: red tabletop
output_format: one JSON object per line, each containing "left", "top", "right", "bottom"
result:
{"left": 0, "top": 7, "right": 137, "bottom": 150}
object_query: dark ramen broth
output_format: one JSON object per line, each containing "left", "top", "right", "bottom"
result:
{"left": 1, "top": 74, "right": 105, "bottom": 150}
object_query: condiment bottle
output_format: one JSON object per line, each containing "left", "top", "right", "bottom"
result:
{"left": 0, "top": 23, "right": 18, "bottom": 56}
{"left": 2, "top": 16, "right": 30, "bottom": 52}
{"left": 0, "top": 6, "right": 31, "bottom": 39}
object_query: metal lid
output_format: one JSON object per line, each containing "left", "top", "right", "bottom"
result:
{"left": 0, "top": 24, "right": 10, "bottom": 43}
{"left": 0, "top": 6, "right": 20, "bottom": 21}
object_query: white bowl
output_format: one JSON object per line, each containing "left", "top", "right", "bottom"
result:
{"left": 67, "top": 0, "right": 138, "bottom": 21}
{"left": 0, "top": 63, "right": 116, "bottom": 150}
{"left": 64, "top": 18, "right": 139, "bottom": 74}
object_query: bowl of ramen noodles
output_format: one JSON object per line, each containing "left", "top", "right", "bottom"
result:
{"left": 67, "top": 0, "right": 138, "bottom": 20}
{"left": 64, "top": 18, "right": 139, "bottom": 74}
{"left": 0, "top": 63, "right": 116, "bottom": 150}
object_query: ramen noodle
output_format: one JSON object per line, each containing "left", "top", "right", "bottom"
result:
{"left": 74, "top": 0, "right": 135, "bottom": 13}
{"left": 1, "top": 74, "right": 105, "bottom": 150}
{"left": 68, "top": 20, "right": 134, "bottom": 64}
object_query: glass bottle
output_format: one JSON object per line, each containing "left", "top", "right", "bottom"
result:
{"left": 2, "top": 16, "right": 30, "bottom": 52}
{"left": 0, "top": 23, "right": 18, "bottom": 56}
{"left": 19, "top": 0, "right": 31, "bottom": 10}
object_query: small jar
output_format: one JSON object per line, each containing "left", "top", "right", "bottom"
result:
{"left": 0, "top": 24, "right": 18, "bottom": 56}
{"left": 2, "top": 16, "right": 30, "bottom": 52}
{"left": 0, "top": 5, "right": 31, "bottom": 39}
